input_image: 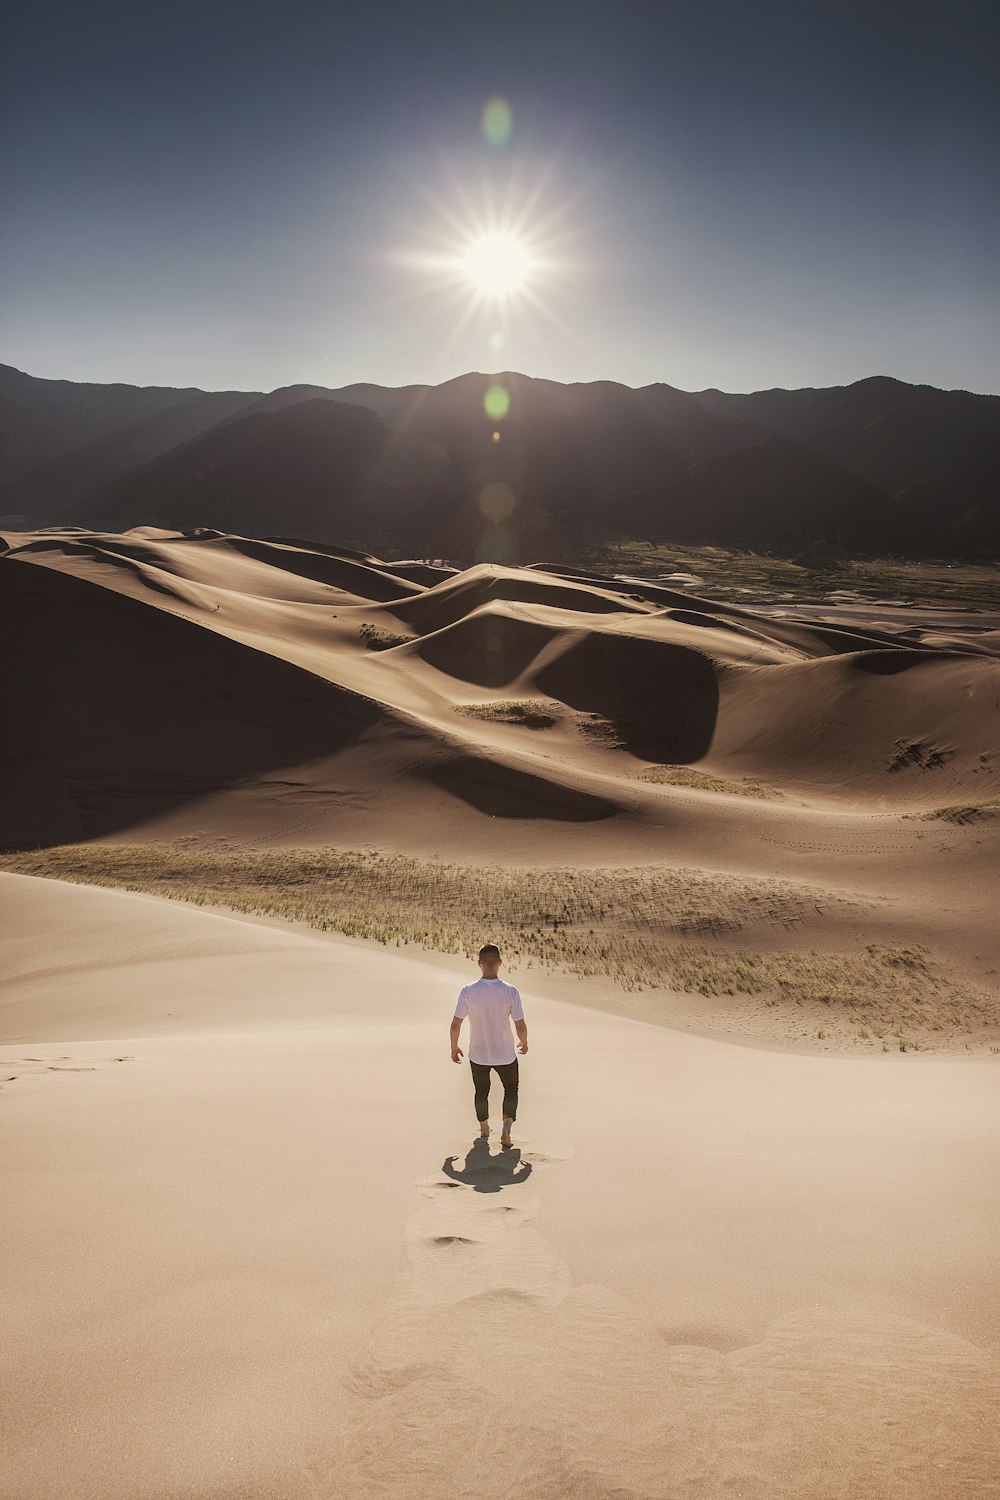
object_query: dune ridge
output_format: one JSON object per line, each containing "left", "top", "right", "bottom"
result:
{"left": 2, "top": 525, "right": 998, "bottom": 1051}
{"left": 4, "top": 525, "right": 997, "bottom": 821}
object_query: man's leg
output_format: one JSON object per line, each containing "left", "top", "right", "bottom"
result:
{"left": 497, "top": 1060, "right": 519, "bottom": 1144}
{"left": 470, "top": 1060, "right": 492, "bottom": 1133}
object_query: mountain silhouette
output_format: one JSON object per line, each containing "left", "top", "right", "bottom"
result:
{"left": 0, "top": 362, "right": 257, "bottom": 516}
{"left": 3, "top": 363, "right": 997, "bottom": 558}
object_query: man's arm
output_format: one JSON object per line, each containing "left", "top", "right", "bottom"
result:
{"left": 514, "top": 1019, "right": 528, "bottom": 1055}
{"left": 450, "top": 1016, "right": 464, "bottom": 1063}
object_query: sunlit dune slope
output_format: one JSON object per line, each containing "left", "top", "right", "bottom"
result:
{"left": 2, "top": 526, "right": 998, "bottom": 858}
{"left": 2, "top": 873, "right": 998, "bottom": 1497}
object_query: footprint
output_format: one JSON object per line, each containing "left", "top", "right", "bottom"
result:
{"left": 516, "top": 1141, "right": 575, "bottom": 1165}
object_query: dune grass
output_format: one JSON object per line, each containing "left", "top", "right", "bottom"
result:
{"left": 913, "top": 799, "right": 1000, "bottom": 825}
{"left": 455, "top": 700, "right": 560, "bottom": 730}
{"left": 2, "top": 843, "right": 991, "bottom": 1041}
{"left": 635, "top": 766, "right": 782, "bottom": 799}
{"left": 358, "top": 622, "right": 410, "bottom": 650}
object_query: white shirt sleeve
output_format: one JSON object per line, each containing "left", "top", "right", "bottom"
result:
{"left": 454, "top": 987, "right": 469, "bottom": 1020}
{"left": 509, "top": 987, "right": 524, "bottom": 1021}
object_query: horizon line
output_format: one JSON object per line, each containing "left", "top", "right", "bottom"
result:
{"left": 3, "top": 359, "right": 999, "bottom": 402}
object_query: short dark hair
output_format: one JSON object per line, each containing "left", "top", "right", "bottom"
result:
{"left": 478, "top": 943, "right": 501, "bottom": 961}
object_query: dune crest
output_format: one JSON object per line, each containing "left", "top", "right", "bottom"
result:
{"left": 3, "top": 527, "right": 998, "bottom": 843}
{"left": 2, "top": 527, "right": 998, "bottom": 1047}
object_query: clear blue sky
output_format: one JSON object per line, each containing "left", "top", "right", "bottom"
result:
{"left": 2, "top": 0, "right": 997, "bottom": 395}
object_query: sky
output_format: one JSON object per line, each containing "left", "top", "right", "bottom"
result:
{"left": 2, "top": 0, "right": 998, "bottom": 396}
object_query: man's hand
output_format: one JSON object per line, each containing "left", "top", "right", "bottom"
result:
{"left": 517, "top": 1039, "right": 528, "bottom": 1054}
{"left": 451, "top": 1047, "right": 464, "bottom": 1063}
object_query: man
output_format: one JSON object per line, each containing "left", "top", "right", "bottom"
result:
{"left": 450, "top": 943, "right": 528, "bottom": 1148}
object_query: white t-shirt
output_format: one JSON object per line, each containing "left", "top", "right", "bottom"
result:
{"left": 454, "top": 978, "right": 525, "bottom": 1065}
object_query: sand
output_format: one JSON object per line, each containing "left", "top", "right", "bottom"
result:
{"left": 2, "top": 526, "right": 999, "bottom": 1495}
{"left": 2, "top": 526, "right": 998, "bottom": 1049}
{"left": 1, "top": 872, "right": 998, "bottom": 1499}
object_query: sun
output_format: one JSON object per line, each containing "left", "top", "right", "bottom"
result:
{"left": 387, "top": 165, "right": 583, "bottom": 366}
{"left": 460, "top": 231, "right": 534, "bottom": 296}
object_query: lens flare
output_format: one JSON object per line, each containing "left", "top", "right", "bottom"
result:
{"left": 481, "top": 96, "right": 512, "bottom": 147}
{"left": 483, "top": 384, "right": 510, "bottom": 421}
{"left": 478, "top": 482, "right": 516, "bottom": 523}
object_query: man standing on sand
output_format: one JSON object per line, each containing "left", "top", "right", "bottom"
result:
{"left": 450, "top": 944, "right": 528, "bottom": 1148}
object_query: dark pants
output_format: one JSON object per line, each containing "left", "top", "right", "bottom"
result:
{"left": 470, "top": 1059, "right": 519, "bottom": 1122}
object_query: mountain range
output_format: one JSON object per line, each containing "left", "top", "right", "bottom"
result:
{"left": 2, "top": 362, "right": 997, "bottom": 559}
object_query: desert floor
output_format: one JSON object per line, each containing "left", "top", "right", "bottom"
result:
{"left": 2, "top": 871, "right": 998, "bottom": 1500}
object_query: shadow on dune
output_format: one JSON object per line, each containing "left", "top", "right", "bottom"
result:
{"left": 10, "top": 531, "right": 423, "bottom": 606}
{"left": 536, "top": 632, "right": 720, "bottom": 762}
{"left": 442, "top": 1137, "right": 533, "bottom": 1193}
{"left": 415, "top": 611, "right": 557, "bottom": 688}
{"left": 424, "top": 754, "right": 619, "bottom": 821}
{"left": 849, "top": 648, "right": 965, "bottom": 676}
{"left": 222, "top": 536, "right": 421, "bottom": 601}
{"left": 0, "top": 558, "right": 387, "bottom": 849}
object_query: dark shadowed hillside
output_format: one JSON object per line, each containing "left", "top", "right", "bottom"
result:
{"left": 615, "top": 433, "right": 900, "bottom": 552}
{"left": 5, "top": 364, "right": 998, "bottom": 558}
{"left": 61, "top": 399, "right": 455, "bottom": 550}
{"left": 60, "top": 372, "right": 910, "bottom": 561}
{"left": 692, "top": 376, "right": 1000, "bottom": 551}
{"left": 0, "top": 363, "right": 257, "bottom": 518}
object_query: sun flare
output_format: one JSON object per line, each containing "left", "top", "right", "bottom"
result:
{"left": 461, "top": 231, "right": 534, "bottom": 296}
{"left": 391, "top": 161, "right": 582, "bottom": 366}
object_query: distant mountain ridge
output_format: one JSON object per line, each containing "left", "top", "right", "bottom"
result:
{"left": 1, "top": 362, "right": 997, "bottom": 558}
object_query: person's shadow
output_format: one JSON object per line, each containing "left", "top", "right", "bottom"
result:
{"left": 441, "top": 1136, "right": 533, "bottom": 1193}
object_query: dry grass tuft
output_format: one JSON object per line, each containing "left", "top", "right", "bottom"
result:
{"left": 886, "top": 740, "right": 952, "bottom": 773}
{"left": 577, "top": 713, "right": 627, "bottom": 748}
{"left": 455, "top": 700, "right": 560, "bottom": 730}
{"left": 636, "top": 766, "right": 782, "bottom": 799}
{"left": 359, "top": 622, "right": 410, "bottom": 651}
{"left": 912, "top": 800, "right": 1000, "bottom": 825}
{"left": 2, "top": 844, "right": 991, "bottom": 1043}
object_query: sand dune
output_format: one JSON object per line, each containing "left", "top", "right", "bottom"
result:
{"left": 712, "top": 649, "right": 1000, "bottom": 800}
{"left": 2, "top": 524, "right": 998, "bottom": 1049}
{"left": 386, "top": 564, "right": 638, "bottom": 631}
{"left": 0, "top": 556, "right": 404, "bottom": 848}
{"left": 4, "top": 525, "right": 997, "bottom": 820}
{"left": 1, "top": 873, "right": 997, "bottom": 1499}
